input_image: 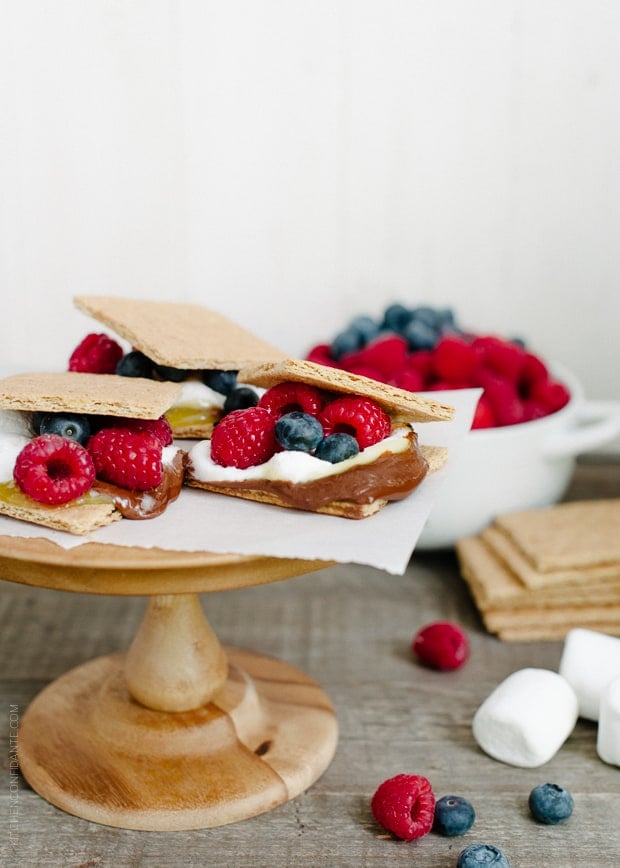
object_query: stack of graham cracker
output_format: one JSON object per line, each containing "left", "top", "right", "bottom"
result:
{"left": 456, "top": 499, "right": 620, "bottom": 642}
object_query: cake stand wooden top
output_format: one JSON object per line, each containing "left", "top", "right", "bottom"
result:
{"left": 0, "top": 534, "right": 331, "bottom": 596}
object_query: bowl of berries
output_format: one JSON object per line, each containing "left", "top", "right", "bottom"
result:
{"left": 307, "top": 303, "right": 620, "bottom": 548}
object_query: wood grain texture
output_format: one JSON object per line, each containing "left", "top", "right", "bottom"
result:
{"left": 1, "top": 457, "right": 619, "bottom": 865}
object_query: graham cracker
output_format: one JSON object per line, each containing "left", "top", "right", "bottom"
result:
{"left": 237, "top": 359, "right": 455, "bottom": 424}
{"left": 74, "top": 295, "right": 287, "bottom": 369}
{"left": 484, "top": 605, "right": 620, "bottom": 632}
{"left": 456, "top": 536, "right": 620, "bottom": 609}
{"left": 420, "top": 445, "right": 448, "bottom": 473}
{"left": 495, "top": 623, "right": 620, "bottom": 643}
{"left": 0, "top": 372, "right": 181, "bottom": 420}
{"left": 493, "top": 499, "right": 620, "bottom": 571}
{"left": 482, "top": 526, "right": 620, "bottom": 589}
{"left": 0, "top": 496, "right": 121, "bottom": 535}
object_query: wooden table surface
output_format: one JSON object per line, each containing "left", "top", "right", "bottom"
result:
{"left": 1, "top": 456, "right": 619, "bottom": 867}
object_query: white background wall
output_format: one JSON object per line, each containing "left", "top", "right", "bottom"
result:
{"left": 1, "top": 3, "right": 619, "bottom": 443}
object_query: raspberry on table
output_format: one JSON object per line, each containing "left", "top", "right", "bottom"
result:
{"left": 14, "top": 434, "right": 96, "bottom": 505}
{"left": 87, "top": 428, "right": 163, "bottom": 490}
{"left": 412, "top": 621, "right": 470, "bottom": 671}
{"left": 318, "top": 396, "right": 391, "bottom": 449}
{"left": 68, "top": 333, "right": 124, "bottom": 374}
{"left": 210, "top": 407, "right": 277, "bottom": 469}
{"left": 370, "top": 773, "right": 435, "bottom": 840}
{"left": 259, "top": 381, "right": 324, "bottom": 418}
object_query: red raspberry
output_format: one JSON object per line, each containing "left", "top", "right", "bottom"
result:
{"left": 319, "top": 396, "right": 391, "bottom": 449}
{"left": 107, "top": 415, "right": 173, "bottom": 446}
{"left": 519, "top": 351, "right": 549, "bottom": 389}
{"left": 371, "top": 773, "right": 436, "bottom": 840}
{"left": 14, "top": 434, "right": 95, "bottom": 505}
{"left": 340, "top": 335, "right": 409, "bottom": 380}
{"left": 210, "top": 407, "right": 277, "bottom": 469}
{"left": 306, "top": 343, "right": 338, "bottom": 368}
{"left": 432, "top": 335, "right": 478, "bottom": 382}
{"left": 477, "top": 338, "right": 526, "bottom": 383}
{"left": 522, "top": 398, "right": 549, "bottom": 422}
{"left": 68, "top": 333, "right": 124, "bottom": 374}
{"left": 471, "top": 394, "right": 496, "bottom": 429}
{"left": 529, "top": 378, "right": 571, "bottom": 414}
{"left": 408, "top": 350, "right": 435, "bottom": 384}
{"left": 258, "top": 382, "right": 324, "bottom": 418}
{"left": 476, "top": 369, "right": 526, "bottom": 427}
{"left": 391, "top": 367, "right": 424, "bottom": 393}
{"left": 412, "top": 621, "right": 470, "bottom": 670}
{"left": 87, "top": 428, "right": 163, "bottom": 490}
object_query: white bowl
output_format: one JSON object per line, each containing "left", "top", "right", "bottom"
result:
{"left": 417, "top": 364, "right": 620, "bottom": 550}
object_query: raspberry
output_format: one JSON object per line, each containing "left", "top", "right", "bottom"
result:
{"left": 14, "top": 434, "right": 95, "bottom": 505}
{"left": 371, "top": 773, "right": 435, "bottom": 840}
{"left": 412, "top": 621, "right": 469, "bottom": 670}
{"left": 471, "top": 394, "right": 496, "bottom": 429}
{"left": 529, "top": 378, "right": 571, "bottom": 413}
{"left": 68, "top": 333, "right": 124, "bottom": 374}
{"left": 391, "top": 367, "right": 424, "bottom": 393}
{"left": 432, "top": 335, "right": 478, "bottom": 382}
{"left": 520, "top": 351, "right": 549, "bottom": 388}
{"left": 477, "top": 337, "right": 526, "bottom": 383}
{"left": 318, "top": 396, "right": 391, "bottom": 449}
{"left": 108, "top": 415, "right": 173, "bottom": 446}
{"left": 87, "top": 428, "right": 163, "bottom": 490}
{"left": 340, "top": 334, "right": 409, "bottom": 380}
{"left": 306, "top": 343, "right": 338, "bottom": 367}
{"left": 407, "top": 349, "right": 434, "bottom": 384}
{"left": 476, "top": 369, "right": 526, "bottom": 427}
{"left": 210, "top": 407, "right": 277, "bottom": 469}
{"left": 258, "top": 382, "right": 324, "bottom": 418}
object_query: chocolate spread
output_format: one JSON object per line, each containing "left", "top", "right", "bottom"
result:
{"left": 189, "top": 432, "right": 428, "bottom": 514}
{"left": 93, "top": 449, "right": 186, "bottom": 520}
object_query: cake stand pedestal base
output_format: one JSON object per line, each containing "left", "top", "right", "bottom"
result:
{"left": 18, "top": 593, "right": 338, "bottom": 830}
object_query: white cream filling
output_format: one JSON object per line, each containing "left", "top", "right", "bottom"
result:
{"left": 170, "top": 381, "right": 226, "bottom": 410}
{"left": 188, "top": 426, "right": 412, "bottom": 484}
{"left": 0, "top": 434, "right": 31, "bottom": 482}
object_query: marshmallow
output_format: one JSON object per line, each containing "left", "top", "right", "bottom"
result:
{"left": 472, "top": 668, "right": 578, "bottom": 767}
{"left": 597, "top": 674, "right": 620, "bottom": 766}
{"left": 558, "top": 628, "right": 620, "bottom": 721}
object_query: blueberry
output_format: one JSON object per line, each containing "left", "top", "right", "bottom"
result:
{"left": 528, "top": 783, "right": 574, "bottom": 825}
{"left": 202, "top": 370, "right": 238, "bottom": 396}
{"left": 457, "top": 843, "right": 510, "bottom": 867}
{"left": 382, "top": 302, "right": 413, "bottom": 334}
{"left": 314, "top": 432, "right": 359, "bottom": 463}
{"left": 348, "top": 314, "right": 380, "bottom": 344}
{"left": 433, "top": 794, "right": 475, "bottom": 836}
{"left": 331, "top": 329, "right": 363, "bottom": 359}
{"left": 31, "top": 411, "right": 46, "bottom": 435}
{"left": 116, "top": 351, "right": 154, "bottom": 378}
{"left": 275, "top": 411, "right": 323, "bottom": 452}
{"left": 153, "top": 363, "right": 190, "bottom": 382}
{"left": 411, "top": 305, "right": 441, "bottom": 328}
{"left": 223, "top": 386, "right": 259, "bottom": 414}
{"left": 38, "top": 413, "right": 91, "bottom": 446}
{"left": 402, "top": 318, "right": 439, "bottom": 350}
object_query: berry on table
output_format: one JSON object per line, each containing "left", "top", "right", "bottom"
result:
{"left": 370, "top": 773, "right": 435, "bottom": 840}
{"left": 412, "top": 621, "right": 470, "bottom": 671}
{"left": 433, "top": 794, "right": 475, "bottom": 836}
{"left": 318, "top": 396, "right": 391, "bottom": 449}
{"left": 259, "top": 381, "right": 324, "bottom": 418}
{"left": 314, "top": 432, "right": 360, "bottom": 463}
{"left": 528, "top": 782, "right": 574, "bottom": 824}
{"left": 13, "top": 434, "right": 95, "bottom": 505}
{"left": 210, "top": 407, "right": 277, "bottom": 469}
{"left": 37, "top": 413, "right": 92, "bottom": 446}
{"left": 274, "top": 411, "right": 324, "bottom": 453}
{"left": 457, "top": 843, "right": 510, "bottom": 866}
{"left": 87, "top": 428, "right": 163, "bottom": 490}
{"left": 68, "top": 333, "right": 123, "bottom": 374}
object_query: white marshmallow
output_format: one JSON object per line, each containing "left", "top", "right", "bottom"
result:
{"left": 472, "top": 668, "right": 578, "bottom": 768}
{"left": 558, "top": 628, "right": 620, "bottom": 721}
{"left": 597, "top": 674, "right": 620, "bottom": 766}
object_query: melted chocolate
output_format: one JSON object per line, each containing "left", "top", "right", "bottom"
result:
{"left": 93, "top": 450, "right": 186, "bottom": 520}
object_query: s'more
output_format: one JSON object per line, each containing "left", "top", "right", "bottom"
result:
{"left": 185, "top": 358, "right": 454, "bottom": 519}
{"left": 70, "top": 295, "right": 287, "bottom": 439}
{"left": 0, "top": 371, "right": 186, "bottom": 535}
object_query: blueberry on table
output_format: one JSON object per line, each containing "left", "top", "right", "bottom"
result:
{"left": 223, "top": 387, "right": 260, "bottom": 414}
{"left": 116, "top": 351, "right": 154, "bottom": 379}
{"left": 528, "top": 782, "right": 574, "bottom": 824}
{"left": 314, "top": 433, "right": 359, "bottom": 463}
{"left": 38, "top": 413, "right": 91, "bottom": 446}
{"left": 433, "top": 794, "right": 475, "bottom": 836}
{"left": 457, "top": 843, "right": 510, "bottom": 866}
{"left": 275, "top": 412, "right": 324, "bottom": 452}
{"left": 202, "top": 369, "right": 238, "bottom": 395}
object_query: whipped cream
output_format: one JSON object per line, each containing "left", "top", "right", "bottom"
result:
{"left": 169, "top": 380, "right": 227, "bottom": 410}
{"left": 0, "top": 433, "right": 30, "bottom": 482}
{"left": 188, "top": 426, "right": 412, "bottom": 484}
{"left": 0, "top": 409, "right": 32, "bottom": 437}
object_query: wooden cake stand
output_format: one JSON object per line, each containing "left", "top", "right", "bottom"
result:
{"left": 0, "top": 535, "right": 337, "bottom": 831}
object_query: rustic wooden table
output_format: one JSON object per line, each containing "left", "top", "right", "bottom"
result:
{"left": 1, "top": 456, "right": 619, "bottom": 867}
